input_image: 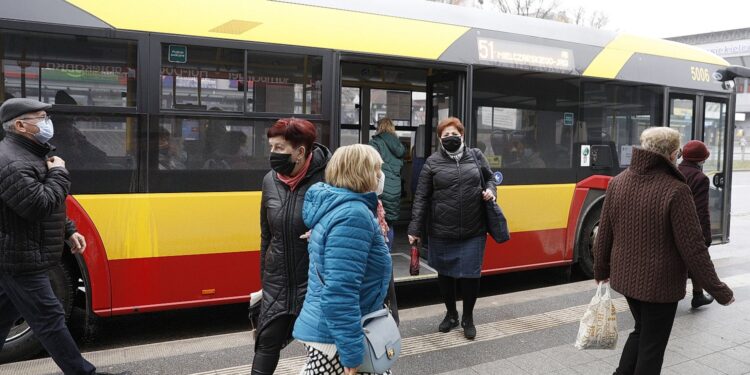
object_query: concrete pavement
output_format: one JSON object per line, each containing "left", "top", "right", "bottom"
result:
{"left": 3, "top": 253, "right": 749, "bottom": 375}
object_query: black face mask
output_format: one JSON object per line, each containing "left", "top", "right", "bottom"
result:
{"left": 441, "top": 136, "right": 462, "bottom": 153}
{"left": 270, "top": 152, "right": 296, "bottom": 176}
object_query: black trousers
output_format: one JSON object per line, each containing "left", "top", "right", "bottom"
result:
{"left": 437, "top": 274, "right": 480, "bottom": 320}
{"left": 251, "top": 314, "right": 295, "bottom": 375}
{"left": 0, "top": 271, "right": 95, "bottom": 375}
{"left": 615, "top": 297, "right": 678, "bottom": 375}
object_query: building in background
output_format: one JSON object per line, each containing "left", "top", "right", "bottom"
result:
{"left": 670, "top": 28, "right": 750, "bottom": 163}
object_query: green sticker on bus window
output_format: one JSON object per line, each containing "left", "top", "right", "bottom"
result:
{"left": 168, "top": 45, "right": 187, "bottom": 64}
{"left": 564, "top": 112, "right": 574, "bottom": 126}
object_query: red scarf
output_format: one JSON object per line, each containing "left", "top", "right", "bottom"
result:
{"left": 277, "top": 153, "right": 312, "bottom": 191}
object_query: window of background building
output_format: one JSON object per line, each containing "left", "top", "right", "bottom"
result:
{"left": 0, "top": 29, "right": 137, "bottom": 106}
{"left": 161, "top": 45, "right": 244, "bottom": 112}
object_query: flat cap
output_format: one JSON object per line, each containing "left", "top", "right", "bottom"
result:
{"left": 0, "top": 98, "right": 52, "bottom": 123}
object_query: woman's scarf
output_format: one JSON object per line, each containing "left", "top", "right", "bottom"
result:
{"left": 277, "top": 153, "right": 313, "bottom": 191}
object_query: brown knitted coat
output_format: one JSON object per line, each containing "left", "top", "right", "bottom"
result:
{"left": 593, "top": 148, "right": 733, "bottom": 304}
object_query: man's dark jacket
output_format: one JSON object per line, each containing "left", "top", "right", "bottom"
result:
{"left": 678, "top": 161, "right": 712, "bottom": 246}
{"left": 0, "top": 133, "right": 76, "bottom": 275}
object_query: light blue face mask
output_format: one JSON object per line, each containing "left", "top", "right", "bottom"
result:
{"left": 32, "top": 118, "right": 54, "bottom": 144}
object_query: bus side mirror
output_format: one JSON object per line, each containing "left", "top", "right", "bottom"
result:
{"left": 591, "top": 145, "right": 614, "bottom": 169}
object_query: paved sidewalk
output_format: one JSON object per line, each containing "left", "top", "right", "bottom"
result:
{"left": 2, "top": 257, "right": 748, "bottom": 375}
{"left": 439, "top": 298, "right": 750, "bottom": 375}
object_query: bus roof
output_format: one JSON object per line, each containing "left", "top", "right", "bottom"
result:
{"left": 0, "top": 0, "right": 731, "bottom": 89}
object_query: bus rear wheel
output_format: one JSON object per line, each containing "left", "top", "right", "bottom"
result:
{"left": 0, "top": 263, "right": 76, "bottom": 364}
{"left": 577, "top": 206, "right": 601, "bottom": 279}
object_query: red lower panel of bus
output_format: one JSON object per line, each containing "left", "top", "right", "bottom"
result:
{"left": 481, "top": 228, "right": 570, "bottom": 274}
{"left": 104, "top": 228, "right": 568, "bottom": 316}
{"left": 106, "top": 251, "right": 261, "bottom": 316}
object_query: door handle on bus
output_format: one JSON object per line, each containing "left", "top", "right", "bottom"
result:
{"left": 713, "top": 173, "right": 725, "bottom": 188}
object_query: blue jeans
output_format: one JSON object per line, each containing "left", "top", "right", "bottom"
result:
{"left": 0, "top": 271, "right": 95, "bottom": 375}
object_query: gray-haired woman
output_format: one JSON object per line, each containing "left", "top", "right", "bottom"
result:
{"left": 594, "top": 127, "right": 734, "bottom": 374}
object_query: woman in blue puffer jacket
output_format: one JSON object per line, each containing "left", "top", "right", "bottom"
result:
{"left": 293, "top": 144, "right": 393, "bottom": 375}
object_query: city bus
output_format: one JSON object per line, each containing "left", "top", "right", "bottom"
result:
{"left": 1, "top": 0, "right": 746, "bottom": 362}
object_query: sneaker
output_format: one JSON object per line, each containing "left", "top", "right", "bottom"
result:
{"left": 438, "top": 311, "right": 459, "bottom": 333}
{"left": 461, "top": 317, "right": 476, "bottom": 340}
{"left": 691, "top": 293, "right": 714, "bottom": 309}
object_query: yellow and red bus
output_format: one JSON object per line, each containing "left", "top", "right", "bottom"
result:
{"left": 1, "top": 0, "right": 745, "bottom": 361}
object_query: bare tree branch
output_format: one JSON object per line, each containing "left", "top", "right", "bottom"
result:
{"left": 428, "top": 0, "right": 610, "bottom": 29}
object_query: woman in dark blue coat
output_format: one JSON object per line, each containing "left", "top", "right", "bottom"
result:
{"left": 408, "top": 117, "right": 496, "bottom": 340}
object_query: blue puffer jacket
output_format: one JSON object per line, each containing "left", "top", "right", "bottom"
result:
{"left": 293, "top": 182, "right": 392, "bottom": 368}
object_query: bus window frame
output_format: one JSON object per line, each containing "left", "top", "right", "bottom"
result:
{"left": 1, "top": 22, "right": 150, "bottom": 194}
{"left": 148, "top": 33, "right": 333, "bottom": 121}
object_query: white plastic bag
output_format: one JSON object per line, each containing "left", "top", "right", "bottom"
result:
{"left": 574, "top": 281, "right": 618, "bottom": 350}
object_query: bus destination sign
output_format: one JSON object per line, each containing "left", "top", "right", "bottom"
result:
{"left": 476, "top": 37, "right": 574, "bottom": 72}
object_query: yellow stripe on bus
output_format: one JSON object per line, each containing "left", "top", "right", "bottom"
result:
{"left": 584, "top": 34, "right": 729, "bottom": 79}
{"left": 497, "top": 184, "right": 574, "bottom": 233}
{"left": 73, "top": 184, "right": 574, "bottom": 261}
{"left": 67, "top": 0, "right": 469, "bottom": 61}
{"left": 75, "top": 192, "right": 263, "bottom": 260}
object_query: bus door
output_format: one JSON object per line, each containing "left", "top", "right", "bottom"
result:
{"left": 668, "top": 93, "right": 697, "bottom": 141}
{"left": 338, "top": 61, "right": 466, "bottom": 282}
{"left": 701, "top": 97, "right": 730, "bottom": 243}
{"left": 425, "top": 72, "right": 465, "bottom": 155}
{"left": 668, "top": 92, "right": 731, "bottom": 244}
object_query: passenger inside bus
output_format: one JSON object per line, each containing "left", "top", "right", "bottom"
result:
{"left": 158, "top": 126, "right": 187, "bottom": 170}
{"left": 51, "top": 90, "right": 109, "bottom": 169}
{"left": 203, "top": 131, "right": 251, "bottom": 169}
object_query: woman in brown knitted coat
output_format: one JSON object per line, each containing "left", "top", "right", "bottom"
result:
{"left": 593, "top": 127, "right": 734, "bottom": 375}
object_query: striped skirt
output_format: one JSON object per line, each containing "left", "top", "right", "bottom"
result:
{"left": 300, "top": 344, "right": 393, "bottom": 375}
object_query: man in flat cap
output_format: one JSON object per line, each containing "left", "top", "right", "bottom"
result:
{"left": 0, "top": 98, "right": 127, "bottom": 375}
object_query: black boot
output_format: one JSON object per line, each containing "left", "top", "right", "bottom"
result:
{"left": 461, "top": 316, "right": 476, "bottom": 340}
{"left": 691, "top": 292, "right": 714, "bottom": 309}
{"left": 438, "top": 311, "right": 459, "bottom": 333}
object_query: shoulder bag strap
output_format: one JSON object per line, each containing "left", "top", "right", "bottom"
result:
{"left": 469, "top": 149, "right": 485, "bottom": 188}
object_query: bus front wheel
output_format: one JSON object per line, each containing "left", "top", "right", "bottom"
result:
{"left": 577, "top": 206, "right": 601, "bottom": 279}
{"left": 0, "top": 262, "right": 76, "bottom": 364}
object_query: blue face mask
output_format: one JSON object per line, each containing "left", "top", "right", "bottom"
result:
{"left": 32, "top": 118, "right": 54, "bottom": 144}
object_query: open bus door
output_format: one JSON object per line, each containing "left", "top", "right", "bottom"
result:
{"left": 424, "top": 72, "right": 466, "bottom": 156}
{"left": 668, "top": 91, "right": 731, "bottom": 244}
{"left": 390, "top": 70, "right": 466, "bottom": 283}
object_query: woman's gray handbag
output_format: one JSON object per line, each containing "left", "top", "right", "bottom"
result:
{"left": 311, "top": 260, "right": 401, "bottom": 373}
{"left": 359, "top": 307, "right": 401, "bottom": 374}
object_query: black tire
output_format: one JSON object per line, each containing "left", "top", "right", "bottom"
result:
{"left": 0, "top": 262, "right": 76, "bottom": 364}
{"left": 576, "top": 205, "right": 601, "bottom": 279}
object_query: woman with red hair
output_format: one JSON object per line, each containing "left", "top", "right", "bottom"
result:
{"left": 408, "top": 117, "right": 496, "bottom": 340}
{"left": 251, "top": 118, "right": 331, "bottom": 375}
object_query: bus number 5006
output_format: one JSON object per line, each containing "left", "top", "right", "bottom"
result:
{"left": 690, "top": 67, "right": 711, "bottom": 82}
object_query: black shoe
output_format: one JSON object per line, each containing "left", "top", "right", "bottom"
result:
{"left": 461, "top": 317, "right": 476, "bottom": 340}
{"left": 691, "top": 293, "right": 714, "bottom": 309}
{"left": 438, "top": 311, "right": 459, "bottom": 333}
